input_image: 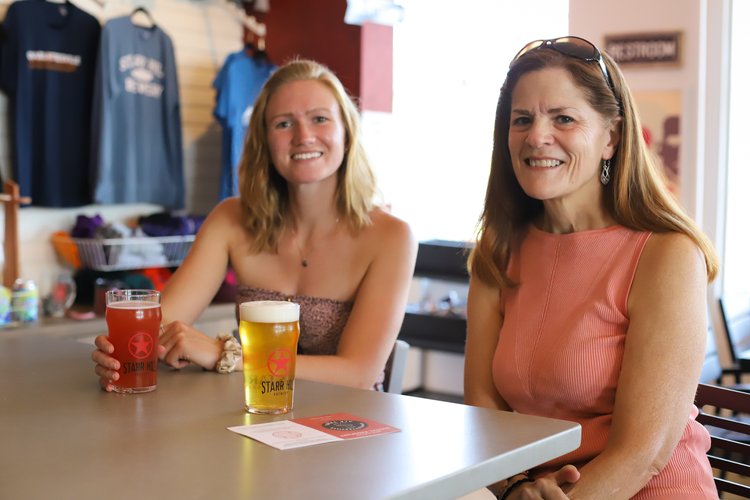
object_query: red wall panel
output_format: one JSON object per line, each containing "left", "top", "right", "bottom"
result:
{"left": 250, "top": 0, "right": 392, "bottom": 111}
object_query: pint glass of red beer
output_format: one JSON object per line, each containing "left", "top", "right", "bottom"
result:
{"left": 105, "top": 289, "right": 161, "bottom": 394}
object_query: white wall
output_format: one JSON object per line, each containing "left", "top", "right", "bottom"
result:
{"left": 570, "top": 0, "right": 705, "bottom": 218}
{"left": 0, "top": 0, "right": 247, "bottom": 295}
{"left": 570, "top": 0, "right": 730, "bottom": 264}
{"left": 570, "top": 0, "right": 732, "bottom": 363}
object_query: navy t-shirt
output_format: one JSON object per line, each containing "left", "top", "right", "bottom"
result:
{"left": 0, "top": 0, "right": 100, "bottom": 207}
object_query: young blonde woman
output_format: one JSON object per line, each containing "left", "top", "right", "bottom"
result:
{"left": 93, "top": 59, "right": 417, "bottom": 390}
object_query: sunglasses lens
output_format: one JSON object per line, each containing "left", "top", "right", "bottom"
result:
{"left": 513, "top": 40, "right": 545, "bottom": 61}
{"left": 551, "top": 37, "right": 598, "bottom": 61}
{"left": 512, "top": 36, "right": 620, "bottom": 114}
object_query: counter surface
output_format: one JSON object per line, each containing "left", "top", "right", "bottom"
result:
{"left": 0, "top": 331, "right": 580, "bottom": 500}
{"left": 2, "top": 302, "right": 236, "bottom": 339}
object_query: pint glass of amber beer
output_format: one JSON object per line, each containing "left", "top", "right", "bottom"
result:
{"left": 105, "top": 289, "right": 161, "bottom": 394}
{"left": 239, "top": 300, "right": 300, "bottom": 414}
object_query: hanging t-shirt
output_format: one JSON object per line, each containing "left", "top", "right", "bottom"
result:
{"left": 0, "top": 0, "right": 100, "bottom": 207}
{"left": 91, "top": 16, "right": 184, "bottom": 209}
{"left": 213, "top": 51, "right": 275, "bottom": 199}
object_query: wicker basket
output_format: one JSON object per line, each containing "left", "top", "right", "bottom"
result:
{"left": 51, "top": 233, "right": 195, "bottom": 271}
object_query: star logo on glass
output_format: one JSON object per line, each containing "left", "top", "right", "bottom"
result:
{"left": 128, "top": 333, "right": 154, "bottom": 359}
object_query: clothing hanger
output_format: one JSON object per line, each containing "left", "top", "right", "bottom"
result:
{"left": 243, "top": 29, "right": 255, "bottom": 56}
{"left": 240, "top": 20, "right": 270, "bottom": 61}
{"left": 42, "top": 0, "right": 71, "bottom": 20}
{"left": 220, "top": 0, "right": 266, "bottom": 52}
{"left": 253, "top": 36, "right": 269, "bottom": 62}
{"left": 131, "top": 6, "right": 155, "bottom": 28}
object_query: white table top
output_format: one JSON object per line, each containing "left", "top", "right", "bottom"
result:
{"left": 0, "top": 330, "right": 580, "bottom": 500}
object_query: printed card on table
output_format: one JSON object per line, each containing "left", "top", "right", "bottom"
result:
{"left": 227, "top": 412, "right": 400, "bottom": 450}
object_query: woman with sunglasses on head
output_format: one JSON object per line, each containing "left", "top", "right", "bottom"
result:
{"left": 464, "top": 37, "right": 718, "bottom": 499}
{"left": 92, "top": 59, "right": 417, "bottom": 391}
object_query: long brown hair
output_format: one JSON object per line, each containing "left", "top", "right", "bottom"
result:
{"left": 237, "top": 59, "right": 377, "bottom": 252}
{"left": 470, "top": 47, "right": 718, "bottom": 288}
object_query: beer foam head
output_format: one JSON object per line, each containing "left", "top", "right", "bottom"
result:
{"left": 240, "top": 300, "right": 300, "bottom": 323}
{"left": 108, "top": 300, "right": 160, "bottom": 310}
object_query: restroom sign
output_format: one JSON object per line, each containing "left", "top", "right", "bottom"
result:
{"left": 604, "top": 32, "right": 682, "bottom": 66}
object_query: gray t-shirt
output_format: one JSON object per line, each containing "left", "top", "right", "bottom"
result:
{"left": 91, "top": 16, "right": 184, "bottom": 209}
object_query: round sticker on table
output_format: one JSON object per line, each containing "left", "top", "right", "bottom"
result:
{"left": 322, "top": 420, "right": 368, "bottom": 431}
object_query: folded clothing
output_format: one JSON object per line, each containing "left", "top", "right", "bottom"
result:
{"left": 139, "top": 212, "right": 205, "bottom": 236}
{"left": 103, "top": 227, "right": 166, "bottom": 267}
{"left": 94, "top": 221, "right": 132, "bottom": 239}
{"left": 71, "top": 214, "right": 104, "bottom": 238}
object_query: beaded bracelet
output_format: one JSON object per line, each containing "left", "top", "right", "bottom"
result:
{"left": 498, "top": 476, "right": 533, "bottom": 500}
{"left": 215, "top": 334, "right": 242, "bottom": 374}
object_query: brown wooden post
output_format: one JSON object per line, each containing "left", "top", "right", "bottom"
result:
{"left": 0, "top": 180, "right": 31, "bottom": 288}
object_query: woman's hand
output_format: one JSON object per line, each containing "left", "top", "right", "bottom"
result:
{"left": 159, "top": 320, "right": 224, "bottom": 371}
{"left": 92, "top": 321, "right": 225, "bottom": 391}
{"left": 506, "top": 465, "right": 580, "bottom": 499}
{"left": 92, "top": 334, "right": 123, "bottom": 391}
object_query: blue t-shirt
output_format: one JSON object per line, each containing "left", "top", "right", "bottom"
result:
{"left": 213, "top": 51, "right": 275, "bottom": 199}
{"left": 0, "top": 0, "right": 100, "bottom": 207}
{"left": 91, "top": 16, "right": 184, "bottom": 209}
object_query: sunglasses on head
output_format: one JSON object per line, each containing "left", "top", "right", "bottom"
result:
{"left": 513, "top": 36, "right": 619, "bottom": 105}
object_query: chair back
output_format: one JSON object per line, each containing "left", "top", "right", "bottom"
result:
{"left": 701, "top": 310, "right": 724, "bottom": 384}
{"left": 694, "top": 383, "right": 750, "bottom": 497}
{"left": 384, "top": 339, "right": 410, "bottom": 394}
{"left": 719, "top": 295, "right": 750, "bottom": 366}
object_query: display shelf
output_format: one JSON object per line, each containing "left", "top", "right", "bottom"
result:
{"left": 398, "top": 240, "right": 471, "bottom": 354}
{"left": 399, "top": 311, "right": 466, "bottom": 353}
{"left": 51, "top": 234, "right": 195, "bottom": 271}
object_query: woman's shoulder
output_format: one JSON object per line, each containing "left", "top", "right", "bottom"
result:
{"left": 629, "top": 231, "right": 708, "bottom": 324}
{"left": 636, "top": 231, "right": 706, "bottom": 282}
{"left": 204, "top": 197, "right": 243, "bottom": 225}
{"left": 198, "top": 197, "right": 247, "bottom": 240}
{"left": 643, "top": 231, "right": 702, "bottom": 260}
{"left": 365, "top": 207, "right": 416, "bottom": 248}
{"left": 368, "top": 206, "right": 411, "bottom": 230}
{"left": 212, "top": 196, "right": 242, "bottom": 215}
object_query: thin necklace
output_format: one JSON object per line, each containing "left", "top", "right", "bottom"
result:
{"left": 292, "top": 235, "right": 309, "bottom": 268}
{"left": 291, "top": 218, "right": 340, "bottom": 268}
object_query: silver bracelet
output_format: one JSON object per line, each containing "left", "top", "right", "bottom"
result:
{"left": 215, "top": 334, "right": 242, "bottom": 374}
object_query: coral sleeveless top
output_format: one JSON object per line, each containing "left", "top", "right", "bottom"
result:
{"left": 493, "top": 225, "right": 717, "bottom": 499}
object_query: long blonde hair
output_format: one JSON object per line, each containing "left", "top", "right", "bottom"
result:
{"left": 237, "top": 59, "right": 377, "bottom": 252}
{"left": 470, "top": 47, "right": 718, "bottom": 288}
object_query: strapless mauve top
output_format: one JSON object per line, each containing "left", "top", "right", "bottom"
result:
{"left": 234, "top": 286, "right": 384, "bottom": 390}
{"left": 235, "top": 285, "right": 353, "bottom": 355}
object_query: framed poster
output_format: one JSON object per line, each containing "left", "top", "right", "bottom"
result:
{"left": 632, "top": 90, "right": 681, "bottom": 197}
